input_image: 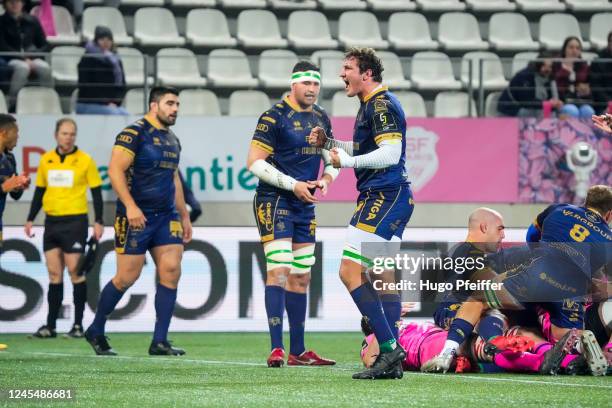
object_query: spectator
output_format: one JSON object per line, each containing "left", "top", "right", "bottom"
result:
{"left": 590, "top": 31, "right": 612, "bottom": 114}
{"left": 0, "top": 58, "right": 12, "bottom": 94}
{"left": 498, "top": 52, "right": 562, "bottom": 117}
{"left": 0, "top": 0, "right": 52, "bottom": 104}
{"left": 552, "top": 36, "right": 596, "bottom": 118}
{"left": 76, "top": 26, "right": 128, "bottom": 115}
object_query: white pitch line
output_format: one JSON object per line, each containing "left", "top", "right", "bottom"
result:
{"left": 4, "top": 351, "right": 611, "bottom": 389}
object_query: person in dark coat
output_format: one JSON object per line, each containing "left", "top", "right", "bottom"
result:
{"left": 590, "top": 31, "right": 612, "bottom": 114}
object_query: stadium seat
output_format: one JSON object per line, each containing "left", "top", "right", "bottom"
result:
{"left": 237, "top": 10, "right": 288, "bottom": 49}
{"left": 270, "top": 0, "right": 317, "bottom": 9}
{"left": 511, "top": 51, "right": 538, "bottom": 76}
{"left": 186, "top": 9, "right": 237, "bottom": 48}
{"left": 366, "top": 0, "right": 416, "bottom": 11}
{"left": 485, "top": 91, "right": 502, "bottom": 117}
{"left": 388, "top": 12, "right": 439, "bottom": 51}
{"left": 434, "top": 92, "right": 477, "bottom": 117}
{"left": 565, "top": 0, "right": 612, "bottom": 11}
{"left": 411, "top": 52, "right": 462, "bottom": 90}
{"left": 318, "top": 0, "right": 367, "bottom": 10}
{"left": 134, "top": 8, "right": 186, "bottom": 47}
{"left": 331, "top": 91, "right": 360, "bottom": 116}
{"left": 338, "top": 11, "right": 389, "bottom": 49}
{"left": 117, "top": 47, "right": 150, "bottom": 86}
{"left": 0, "top": 90, "right": 7, "bottom": 114}
{"left": 460, "top": 52, "right": 508, "bottom": 90}
{"left": 515, "top": 0, "right": 565, "bottom": 11}
{"left": 170, "top": 0, "right": 215, "bottom": 6}
{"left": 31, "top": 6, "right": 79, "bottom": 45}
{"left": 178, "top": 89, "right": 221, "bottom": 116}
{"left": 120, "top": 0, "right": 164, "bottom": 6}
{"left": 438, "top": 13, "right": 488, "bottom": 51}
{"left": 539, "top": 13, "right": 590, "bottom": 50}
{"left": 50, "top": 46, "right": 84, "bottom": 85}
{"left": 590, "top": 13, "right": 612, "bottom": 50}
{"left": 466, "top": 0, "right": 516, "bottom": 11}
{"left": 287, "top": 11, "right": 338, "bottom": 50}
{"left": 395, "top": 91, "right": 427, "bottom": 117}
{"left": 207, "top": 49, "right": 259, "bottom": 88}
{"left": 82, "top": 7, "right": 133, "bottom": 46}
{"left": 258, "top": 50, "right": 299, "bottom": 89}
{"left": 156, "top": 48, "right": 207, "bottom": 87}
{"left": 228, "top": 91, "right": 271, "bottom": 116}
{"left": 122, "top": 89, "right": 146, "bottom": 115}
{"left": 489, "top": 13, "right": 539, "bottom": 51}
{"left": 311, "top": 50, "right": 345, "bottom": 90}
{"left": 219, "top": 0, "right": 267, "bottom": 7}
{"left": 377, "top": 51, "right": 411, "bottom": 90}
{"left": 417, "top": 0, "right": 466, "bottom": 11}
{"left": 16, "top": 87, "right": 62, "bottom": 115}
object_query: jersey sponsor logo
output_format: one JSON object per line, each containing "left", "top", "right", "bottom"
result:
{"left": 585, "top": 210, "right": 601, "bottom": 224}
{"left": 275, "top": 221, "right": 286, "bottom": 232}
{"left": 256, "top": 123, "right": 269, "bottom": 133}
{"left": 373, "top": 112, "right": 398, "bottom": 133}
{"left": 405, "top": 127, "right": 439, "bottom": 192}
{"left": 293, "top": 121, "right": 303, "bottom": 131}
{"left": 300, "top": 147, "right": 321, "bottom": 155}
{"left": 47, "top": 170, "right": 74, "bottom": 188}
{"left": 117, "top": 134, "right": 133, "bottom": 144}
{"left": 365, "top": 192, "right": 385, "bottom": 221}
{"left": 153, "top": 137, "right": 162, "bottom": 145}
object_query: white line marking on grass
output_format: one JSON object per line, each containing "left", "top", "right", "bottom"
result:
{"left": 405, "top": 372, "right": 612, "bottom": 389}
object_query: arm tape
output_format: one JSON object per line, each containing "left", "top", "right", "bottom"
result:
{"left": 249, "top": 159, "right": 297, "bottom": 192}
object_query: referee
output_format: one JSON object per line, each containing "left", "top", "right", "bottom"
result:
{"left": 25, "top": 118, "right": 104, "bottom": 339}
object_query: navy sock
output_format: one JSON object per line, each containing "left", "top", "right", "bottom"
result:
{"left": 447, "top": 318, "right": 475, "bottom": 346}
{"left": 380, "top": 293, "right": 401, "bottom": 340}
{"left": 477, "top": 314, "right": 505, "bottom": 342}
{"left": 88, "top": 281, "right": 124, "bottom": 337}
{"left": 46, "top": 283, "right": 63, "bottom": 330}
{"left": 265, "top": 285, "right": 285, "bottom": 350}
{"left": 350, "top": 282, "right": 395, "bottom": 352}
{"left": 285, "top": 291, "right": 307, "bottom": 356}
{"left": 153, "top": 284, "right": 177, "bottom": 344}
{"left": 72, "top": 281, "right": 87, "bottom": 327}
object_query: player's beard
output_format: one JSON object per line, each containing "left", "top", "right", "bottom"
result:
{"left": 157, "top": 112, "right": 176, "bottom": 127}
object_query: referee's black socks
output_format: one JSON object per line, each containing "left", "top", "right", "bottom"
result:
{"left": 73, "top": 281, "right": 87, "bottom": 327}
{"left": 46, "top": 283, "right": 64, "bottom": 330}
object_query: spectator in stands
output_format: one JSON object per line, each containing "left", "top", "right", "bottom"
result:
{"left": 0, "top": 58, "right": 12, "bottom": 94}
{"left": 76, "top": 26, "right": 128, "bottom": 115}
{"left": 498, "top": 52, "right": 562, "bottom": 117}
{"left": 552, "top": 36, "right": 596, "bottom": 119}
{"left": 0, "top": 0, "right": 52, "bottom": 104}
{"left": 590, "top": 31, "right": 612, "bottom": 114}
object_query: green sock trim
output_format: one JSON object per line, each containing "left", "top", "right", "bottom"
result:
{"left": 379, "top": 339, "right": 397, "bottom": 353}
{"left": 266, "top": 249, "right": 292, "bottom": 257}
{"left": 291, "top": 262, "right": 310, "bottom": 269}
{"left": 342, "top": 250, "right": 373, "bottom": 267}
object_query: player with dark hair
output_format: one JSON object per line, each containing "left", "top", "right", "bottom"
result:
{"left": 308, "top": 47, "right": 414, "bottom": 379}
{"left": 423, "top": 185, "right": 611, "bottom": 376}
{"left": 247, "top": 60, "right": 337, "bottom": 367}
{"left": 84, "top": 86, "right": 192, "bottom": 356}
{"left": 25, "top": 118, "right": 104, "bottom": 339}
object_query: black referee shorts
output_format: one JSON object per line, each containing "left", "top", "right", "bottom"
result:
{"left": 43, "top": 214, "right": 88, "bottom": 253}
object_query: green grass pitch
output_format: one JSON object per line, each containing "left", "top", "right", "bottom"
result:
{"left": 0, "top": 332, "right": 610, "bottom": 407}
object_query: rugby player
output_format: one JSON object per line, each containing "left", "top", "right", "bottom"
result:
{"left": 25, "top": 118, "right": 104, "bottom": 339}
{"left": 84, "top": 87, "right": 192, "bottom": 356}
{"left": 247, "top": 61, "right": 337, "bottom": 367}
{"left": 308, "top": 47, "right": 414, "bottom": 379}
{"left": 423, "top": 185, "right": 612, "bottom": 375}
{"left": 0, "top": 114, "right": 30, "bottom": 351}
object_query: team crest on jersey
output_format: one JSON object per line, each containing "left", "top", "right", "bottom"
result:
{"left": 405, "top": 126, "right": 439, "bottom": 192}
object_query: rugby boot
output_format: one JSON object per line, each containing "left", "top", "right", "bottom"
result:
{"left": 287, "top": 350, "right": 336, "bottom": 366}
{"left": 149, "top": 341, "right": 186, "bottom": 356}
{"left": 352, "top": 345, "right": 406, "bottom": 379}
{"left": 267, "top": 348, "right": 285, "bottom": 368}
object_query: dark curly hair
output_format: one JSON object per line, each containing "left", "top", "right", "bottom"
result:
{"left": 344, "top": 47, "right": 384, "bottom": 83}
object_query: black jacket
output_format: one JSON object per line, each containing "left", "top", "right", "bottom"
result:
{"left": 0, "top": 12, "right": 49, "bottom": 60}
{"left": 590, "top": 49, "right": 612, "bottom": 113}
{"left": 77, "top": 51, "right": 127, "bottom": 106}
{"left": 498, "top": 67, "right": 554, "bottom": 116}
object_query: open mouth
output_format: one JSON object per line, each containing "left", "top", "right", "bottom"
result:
{"left": 344, "top": 79, "right": 350, "bottom": 90}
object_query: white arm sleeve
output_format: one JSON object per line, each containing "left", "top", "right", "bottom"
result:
{"left": 321, "top": 149, "right": 339, "bottom": 181}
{"left": 324, "top": 138, "right": 354, "bottom": 156}
{"left": 352, "top": 140, "right": 403, "bottom": 169}
{"left": 249, "top": 159, "right": 297, "bottom": 192}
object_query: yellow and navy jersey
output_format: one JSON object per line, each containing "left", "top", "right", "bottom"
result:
{"left": 353, "top": 86, "right": 408, "bottom": 192}
{"left": 251, "top": 97, "right": 333, "bottom": 198}
{"left": 534, "top": 203, "right": 611, "bottom": 273}
{"left": 0, "top": 151, "right": 19, "bottom": 227}
{"left": 113, "top": 115, "right": 181, "bottom": 214}
{"left": 35, "top": 147, "right": 102, "bottom": 217}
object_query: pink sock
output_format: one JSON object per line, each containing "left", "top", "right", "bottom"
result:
{"left": 493, "top": 350, "right": 542, "bottom": 373}
{"left": 534, "top": 342, "right": 552, "bottom": 356}
{"left": 605, "top": 342, "right": 612, "bottom": 351}
{"left": 560, "top": 354, "right": 578, "bottom": 368}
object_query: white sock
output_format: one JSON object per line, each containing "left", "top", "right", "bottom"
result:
{"left": 442, "top": 340, "right": 460, "bottom": 355}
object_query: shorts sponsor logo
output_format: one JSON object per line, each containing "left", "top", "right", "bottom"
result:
{"left": 365, "top": 192, "right": 385, "bottom": 221}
